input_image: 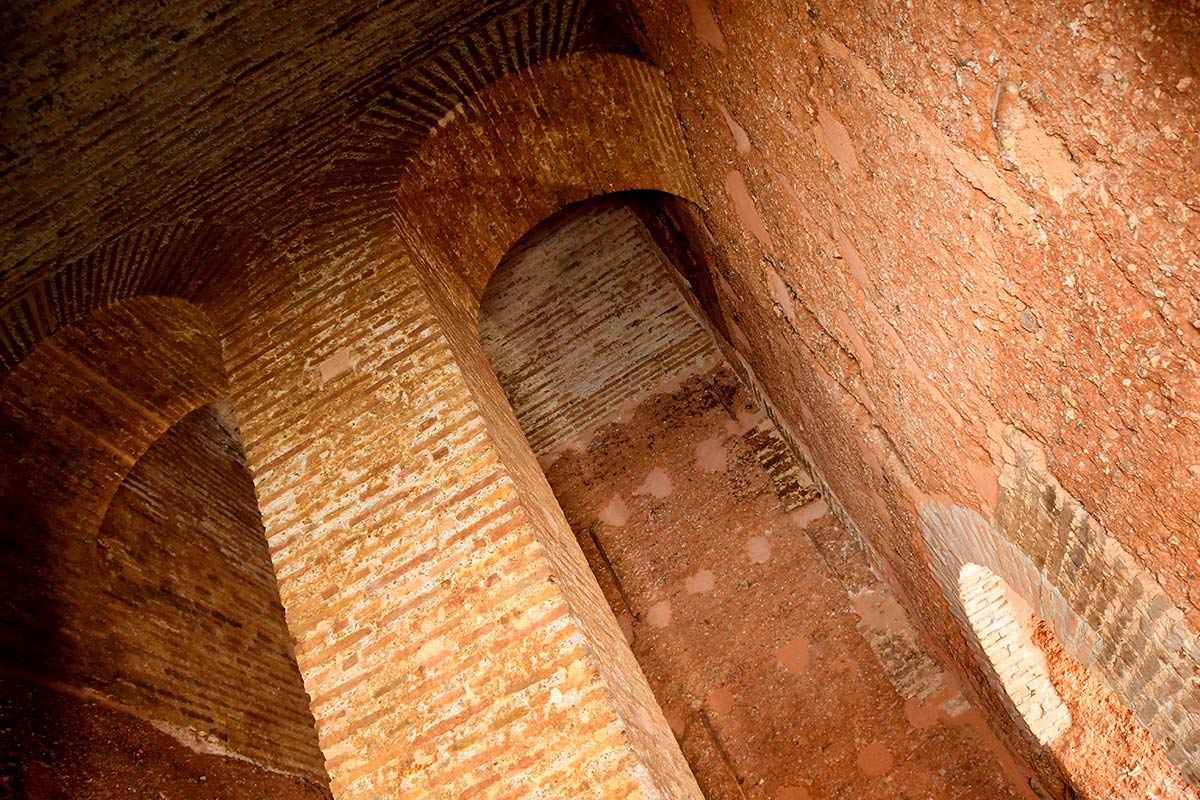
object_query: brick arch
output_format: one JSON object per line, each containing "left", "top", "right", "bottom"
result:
{"left": 955, "top": 561, "right": 1073, "bottom": 747}
{"left": 0, "top": 294, "right": 337, "bottom": 789}
{"left": 1, "top": 297, "right": 233, "bottom": 728}
{"left": 306, "top": 0, "right": 640, "bottom": 235}
{"left": 0, "top": 293, "right": 228, "bottom": 537}
{"left": 390, "top": 51, "right": 708, "bottom": 800}
{"left": 0, "top": 218, "right": 260, "bottom": 376}
{"left": 917, "top": 429, "right": 1200, "bottom": 786}
{"left": 0, "top": 296, "right": 230, "bottom": 569}
{"left": 0, "top": 294, "right": 227, "bottom": 701}
{"left": 393, "top": 51, "right": 704, "bottom": 319}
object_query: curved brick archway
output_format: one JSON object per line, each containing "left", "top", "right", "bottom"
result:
{"left": 0, "top": 295, "right": 230, "bottom": 528}
{"left": 393, "top": 52, "right": 707, "bottom": 799}
{"left": 0, "top": 220, "right": 261, "bottom": 376}
{"left": 0, "top": 294, "right": 331, "bottom": 791}
{"left": 917, "top": 431, "right": 1200, "bottom": 788}
{"left": 0, "top": 297, "right": 229, "bottom": 683}
{"left": 394, "top": 51, "right": 704, "bottom": 316}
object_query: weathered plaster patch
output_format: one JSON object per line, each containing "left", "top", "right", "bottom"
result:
{"left": 684, "top": 0, "right": 727, "bottom": 52}
{"left": 724, "top": 169, "right": 774, "bottom": 247}
{"left": 716, "top": 100, "right": 752, "bottom": 153}
{"left": 815, "top": 106, "right": 861, "bottom": 176}
{"left": 315, "top": 347, "right": 355, "bottom": 385}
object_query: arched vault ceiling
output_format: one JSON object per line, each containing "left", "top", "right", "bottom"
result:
{"left": 0, "top": 0, "right": 635, "bottom": 310}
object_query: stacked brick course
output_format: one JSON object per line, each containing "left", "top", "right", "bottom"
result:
{"left": 212, "top": 211, "right": 701, "bottom": 796}
{"left": 479, "top": 198, "right": 714, "bottom": 457}
{"left": 957, "top": 562, "right": 1073, "bottom": 747}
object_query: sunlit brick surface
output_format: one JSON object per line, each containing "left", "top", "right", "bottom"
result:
{"left": 958, "top": 563, "right": 1072, "bottom": 746}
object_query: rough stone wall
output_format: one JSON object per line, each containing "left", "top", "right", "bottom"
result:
{"left": 621, "top": 0, "right": 1200, "bottom": 788}
{"left": 209, "top": 210, "right": 697, "bottom": 798}
{"left": 0, "top": 297, "right": 326, "bottom": 787}
{"left": 479, "top": 197, "right": 714, "bottom": 456}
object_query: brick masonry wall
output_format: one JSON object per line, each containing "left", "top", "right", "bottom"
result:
{"left": 479, "top": 197, "right": 715, "bottom": 456}
{"left": 0, "top": 0, "right": 630, "bottom": 321}
{"left": 0, "top": 219, "right": 259, "bottom": 374}
{"left": 394, "top": 53, "right": 703, "bottom": 308}
{"left": 0, "top": 296, "right": 326, "bottom": 782}
{"left": 920, "top": 470, "right": 1200, "bottom": 784}
{"left": 97, "top": 400, "right": 328, "bottom": 779}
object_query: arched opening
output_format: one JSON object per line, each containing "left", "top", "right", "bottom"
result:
{"left": 959, "top": 562, "right": 1196, "bottom": 800}
{"left": 473, "top": 192, "right": 1035, "bottom": 799}
{"left": 0, "top": 298, "right": 330, "bottom": 799}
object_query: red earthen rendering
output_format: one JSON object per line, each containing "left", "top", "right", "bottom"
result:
{"left": 1, "top": 2, "right": 1197, "bottom": 799}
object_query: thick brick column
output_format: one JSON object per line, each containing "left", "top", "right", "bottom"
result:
{"left": 392, "top": 52, "right": 708, "bottom": 800}
{"left": 213, "top": 218, "right": 691, "bottom": 798}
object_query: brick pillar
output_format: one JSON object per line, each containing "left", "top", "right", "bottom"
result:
{"left": 215, "top": 221, "right": 691, "bottom": 798}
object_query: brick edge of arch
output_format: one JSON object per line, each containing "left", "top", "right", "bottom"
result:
{"left": 390, "top": 51, "right": 709, "bottom": 800}
{"left": 1, "top": 295, "right": 230, "bottom": 540}
{"left": 0, "top": 218, "right": 264, "bottom": 377}
{"left": 918, "top": 427, "right": 1200, "bottom": 786}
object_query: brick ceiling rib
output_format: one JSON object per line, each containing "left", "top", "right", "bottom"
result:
{"left": 0, "top": 0, "right": 636, "bottom": 320}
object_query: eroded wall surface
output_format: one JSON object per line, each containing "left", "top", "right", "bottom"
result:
{"left": 624, "top": 0, "right": 1200, "bottom": 788}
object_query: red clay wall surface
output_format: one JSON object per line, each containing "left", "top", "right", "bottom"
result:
{"left": 389, "top": 18, "right": 1200, "bottom": 790}
{"left": 620, "top": 0, "right": 1200, "bottom": 789}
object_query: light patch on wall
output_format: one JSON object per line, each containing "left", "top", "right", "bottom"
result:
{"left": 723, "top": 169, "right": 773, "bottom": 247}
{"left": 966, "top": 458, "right": 999, "bottom": 514}
{"left": 834, "top": 308, "right": 873, "bottom": 371}
{"left": 695, "top": 437, "right": 727, "bottom": 472}
{"left": 716, "top": 101, "right": 752, "bottom": 153}
{"left": 832, "top": 218, "right": 875, "bottom": 294}
{"left": 634, "top": 467, "right": 673, "bottom": 499}
{"left": 789, "top": 498, "right": 828, "bottom": 529}
{"left": 315, "top": 347, "right": 356, "bottom": 385}
{"left": 599, "top": 494, "right": 631, "bottom": 526}
{"left": 815, "top": 106, "right": 861, "bottom": 176}
{"left": 765, "top": 262, "right": 799, "bottom": 327}
{"left": 685, "top": 0, "right": 727, "bottom": 52}
{"left": 996, "top": 91, "right": 1079, "bottom": 204}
